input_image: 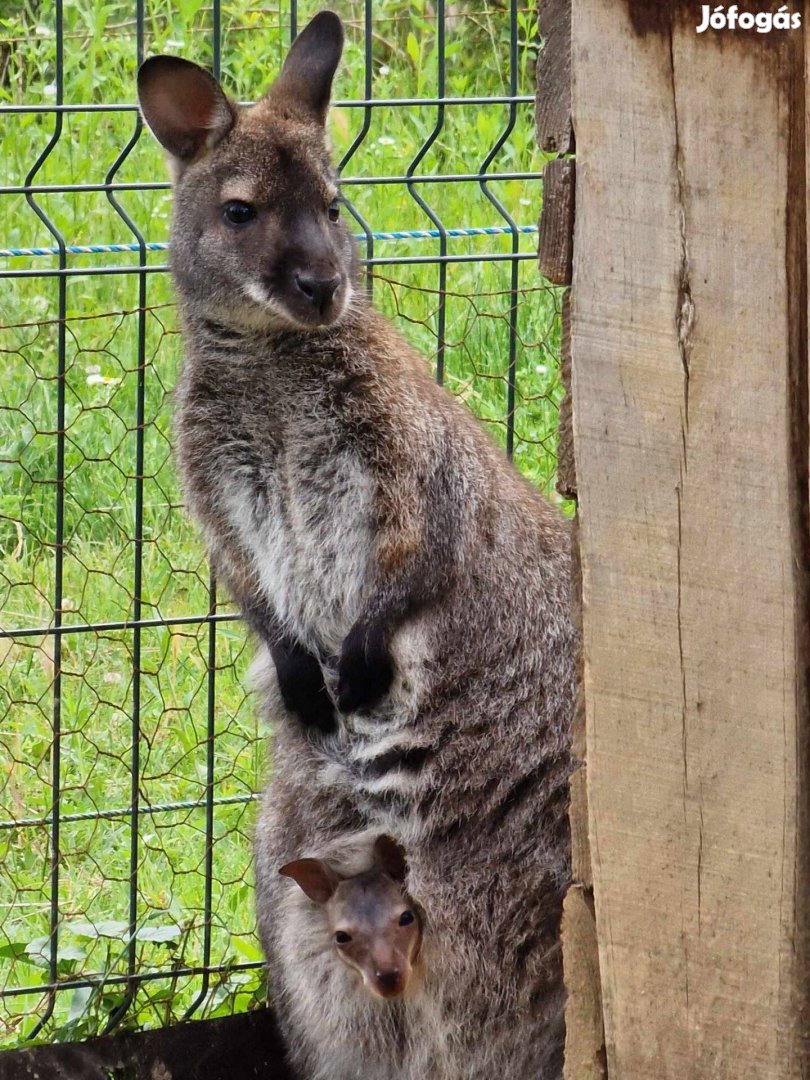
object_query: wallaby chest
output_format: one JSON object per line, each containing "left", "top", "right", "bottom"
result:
{"left": 182, "top": 371, "right": 375, "bottom": 654}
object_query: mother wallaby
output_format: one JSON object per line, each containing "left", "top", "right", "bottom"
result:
{"left": 138, "top": 12, "right": 576, "bottom": 1078}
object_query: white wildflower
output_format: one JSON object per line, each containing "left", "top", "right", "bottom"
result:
{"left": 86, "top": 373, "right": 121, "bottom": 387}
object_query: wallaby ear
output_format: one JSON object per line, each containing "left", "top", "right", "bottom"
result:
{"left": 267, "top": 10, "right": 343, "bottom": 124}
{"left": 137, "top": 56, "right": 235, "bottom": 169}
{"left": 374, "top": 835, "right": 408, "bottom": 883}
{"left": 280, "top": 858, "right": 340, "bottom": 903}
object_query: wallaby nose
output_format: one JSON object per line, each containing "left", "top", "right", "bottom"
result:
{"left": 294, "top": 271, "right": 341, "bottom": 314}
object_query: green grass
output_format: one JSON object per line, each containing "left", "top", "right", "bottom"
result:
{"left": 0, "top": 0, "right": 564, "bottom": 1046}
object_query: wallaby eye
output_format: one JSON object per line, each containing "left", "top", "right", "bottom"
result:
{"left": 335, "top": 931, "right": 352, "bottom": 945}
{"left": 399, "top": 910, "right": 415, "bottom": 927}
{"left": 222, "top": 200, "right": 257, "bottom": 226}
{"left": 327, "top": 199, "right": 340, "bottom": 224}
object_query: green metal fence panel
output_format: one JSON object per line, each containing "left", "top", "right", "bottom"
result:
{"left": 0, "top": 0, "right": 562, "bottom": 1045}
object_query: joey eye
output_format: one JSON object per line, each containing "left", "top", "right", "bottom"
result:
{"left": 222, "top": 200, "right": 257, "bottom": 226}
{"left": 327, "top": 199, "right": 340, "bottom": 224}
{"left": 335, "top": 931, "right": 352, "bottom": 945}
{"left": 399, "top": 910, "right": 415, "bottom": 927}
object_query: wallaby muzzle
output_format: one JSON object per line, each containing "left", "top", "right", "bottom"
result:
{"left": 295, "top": 271, "right": 342, "bottom": 317}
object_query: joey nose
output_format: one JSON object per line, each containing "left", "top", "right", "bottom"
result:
{"left": 294, "top": 271, "right": 341, "bottom": 314}
{"left": 375, "top": 969, "right": 403, "bottom": 997}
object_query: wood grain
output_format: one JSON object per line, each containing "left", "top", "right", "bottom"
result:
{"left": 571, "top": 1, "right": 810, "bottom": 1075}
{"left": 536, "top": 0, "right": 574, "bottom": 155}
{"left": 562, "top": 885, "right": 607, "bottom": 1080}
{"left": 538, "top": 158, "right": 575, "bottom": 286}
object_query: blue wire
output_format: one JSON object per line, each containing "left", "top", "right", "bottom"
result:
{"left": 0, "top": 225, "right": 538, "bottom": 259}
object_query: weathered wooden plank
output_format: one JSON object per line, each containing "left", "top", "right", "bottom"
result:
{"left": 536, "top": 0, "right": 574, "bottom": 154}
{"left": 563, "top": 513, "right": 607, "bottom": 1078}
{"left": 781, "top": 18, "right": 810, "bottom": 1073}
{"left": 538, "top": 159, "right": 575, "bottom": 286}
{"left": 562, "top": 885, "right": 607, "bottom": 1080}
{"left": 571, "top": 2, "right": 809, "bottom": 1076}
{"left": 556, "top": 289, "right": 576, "bottom": 500}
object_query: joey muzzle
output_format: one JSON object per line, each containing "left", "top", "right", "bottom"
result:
{"left": 372, "top": 966, "right": 406, "bottom": 998}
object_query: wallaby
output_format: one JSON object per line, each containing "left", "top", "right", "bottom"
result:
{"left": 138, "top": 11, "right": 576, "bottom": 1079}
{"left": 280, "top": 834, "right": 422, "bottom": 1001}
{"left": 272, "top": 832, "right": 425, "bottom": 1080}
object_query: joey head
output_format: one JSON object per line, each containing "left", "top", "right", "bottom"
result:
{"left": 280, "top": 835, "right": 421, "bottom": 1000}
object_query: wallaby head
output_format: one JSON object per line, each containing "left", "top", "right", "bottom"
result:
{"left": 280, "top": 836, "right": 421, "bottom": 1000}
{"left": 137, "top": 11, "right": 357, "bottom": 331}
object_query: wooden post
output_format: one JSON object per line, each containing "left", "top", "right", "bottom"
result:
{"left": 570, "top": 2, "right": 810, "bottom": 1077}
{"left": 538, "top": 3, "right": 607, "bottom": 1074}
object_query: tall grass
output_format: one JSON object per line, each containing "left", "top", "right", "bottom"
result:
{"left": 0, "top": 0, "right": 563, "bottom": 1045}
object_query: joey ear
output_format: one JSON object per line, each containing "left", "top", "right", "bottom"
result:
{"left": 280, "top": 858, "right": 340, "bottom": 903}
{"left": 373, "top": 835, "right": 408, "bottom": 883}
{"left": 267, "top": 10, "right": 343, "bottom": 123}
{"left": 137, "top": 56, "right": 235, "bottom": 170}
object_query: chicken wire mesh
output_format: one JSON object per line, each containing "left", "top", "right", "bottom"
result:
{"left": 0, "top": 0, "right": 564, "bottom": 1045}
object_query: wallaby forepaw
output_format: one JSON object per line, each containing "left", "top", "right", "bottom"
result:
{"left": 337, "top": 622, "right": 394, "bottom": 713}
{"left": 287, "top": 689, "right": 338, "bottom": 734}
{"left": 272, "top": 637, "right": 338, "bottom": 734}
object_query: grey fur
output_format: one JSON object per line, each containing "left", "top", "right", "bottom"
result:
{"left": 139, "top": 12, "right": 576, "bottom": 1078}
{"left": 275, "top": 831, "right": 422, "bottom": 1078}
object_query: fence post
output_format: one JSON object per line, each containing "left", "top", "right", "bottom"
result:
{"left": 537, "top": 2, "right": 608, "bottom": 1076}
{"left": 570, "top": 2, "right": 810, "bottom": 1077}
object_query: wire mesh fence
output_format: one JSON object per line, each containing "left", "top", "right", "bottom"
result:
{"left": 0, "top": 0, "right": 563, "bottom": 1046}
